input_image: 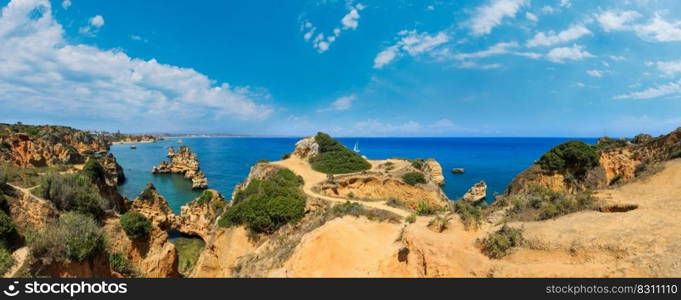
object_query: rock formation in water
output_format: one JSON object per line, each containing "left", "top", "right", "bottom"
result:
{"left": 152, "top": 146, "right": 208, "bottom": 189}
{"left": 462, "top": 181, "right": 487, "bottom": 202}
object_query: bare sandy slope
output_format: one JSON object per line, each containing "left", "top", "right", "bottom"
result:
{"left": 272, "top": 157, "right": 410, "bottom": 217}
{"left": 274, "top": 159, "right": 681, "bottom": 277}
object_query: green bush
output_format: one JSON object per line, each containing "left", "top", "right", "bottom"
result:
{"left": 405, "top": 214, "right": 416, "bottom": 223}
{"left": 309, "top": 132, "right": 371, "bottom": 174}
{"left": 416, "top": 201, "right": 435, "bottom": 216}
{"left": 80, "top": 158, "right": 106, "bottom": 183}
{"left": 331, "top": 201, "right": 402, "bottom": 223}
{"left": 596, "top": 137, "right": 628, "bottom": 150}
{"left": 452, "top": 201, "right": 482, "bottom": 230}
{"left": 109, "top": 252, "right": 138, "bottom": 277}
{"left": 0, "top": 211, "right": 19, "bottom": 250}
{"left": 411, "top": 159, "right": 425, "bottom": 170}
{"left": 0, "top": 247, "right": 15, "bottom": 276}
{"left": 671, "top": 149, "right": 681, "bottom": 160}
{"left": 219, "top": 168, "right": 306, "bottom": 234}
{"left": 538, "top": 141, "right": 599, "bottom": 177}
{"left": 504, "top": 185, "right": 596, "bottom": 221}
{"left": 120, "top": 212, "right": 151, "bottom": 241}
{"left": 195, "top": 190, "right": 213, "bottom": 206}
{"left": 29, "top": 212, "right": 105, "bottom": 263}
{"left": 39, "top": 172, "right": 106, "bottom": 219}
{"left": 480, "top": 225, "right": 523, "bottom": 259}
{"left": 402, "top": 172, "right": 426, "bottom": 186}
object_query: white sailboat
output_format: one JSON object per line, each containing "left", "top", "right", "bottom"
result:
{"left": 353, "top": 141, "right": 360, "bottom": 153}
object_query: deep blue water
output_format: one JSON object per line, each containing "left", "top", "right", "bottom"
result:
{"left": 110, "top": 137, "right": 597, "bottom": 213}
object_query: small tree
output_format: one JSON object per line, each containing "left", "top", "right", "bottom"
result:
{"left": 120, "top": 212, "right": 152, "bottom": 241}
{"left": 538, "top": 141, "right": 599, "bottom": 177}
{"left": 402, "top": 172, "right": 426, "bottom": 186}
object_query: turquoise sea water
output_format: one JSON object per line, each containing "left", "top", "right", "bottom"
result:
{"left": 110, "top": 137, "right": 597, "bottom": 213}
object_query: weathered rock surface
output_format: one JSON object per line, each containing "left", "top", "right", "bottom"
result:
{"left": 293, "top": 136, "right": 319, "bottom": 159}
{"left": 152, "top": 146, "right": 208, "bottom": 189}
{"left": 451, "top": 168, "right": 465, "bottom": 174}
{"left": 462, "top": 181, "right": 487, "bottom": 202}
{"left": 423, "top": 159, "right": 445, "bottom": 185}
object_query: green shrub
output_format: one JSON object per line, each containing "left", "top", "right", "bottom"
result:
{"left": 596, "top": 137, "right": 628, "bottom": 150}
{"left": 428, "top": 214, "right": 452, "bottom": 233}
{"left": 416, "top": 201, "right": 435, "bottom": 216}
{"left": 671, "top": 149, "right": 681, "bottom": 160}
{"left": 281, "top": 153, "right": 291, "bottom": 160}
{"left": 331, "top": 201, "right": 402, "bottom": 223}
{"left": 29, "top": 212, "right": 105, "bottom": 263}
{"left": 39, "top": 172, "right": 106, "bottom": 219}
{"left": 452, "top": 201, "right": 482, "bottom": 230}
{"left": 505, "top": 185, "right": 596, "bottom": 221}
{"left": 195, "top": 190, "right": 213, "bottom": 206}
{"left": 411, "top": 159, "right": 425, "bottom": 170}
{"left": 480, "top": 225, "right": 523, "bottom": 259}
{"left": 120, "top": 212, "right": 151, "bottom": 241}
{"left": 109, "top": 252, "right": 138, "bottom": 277}
{"left": 219, "top": 168, "right": 306, "bottom": 234}
{"left": 538, "top": 141, "right": 599, "bottom": 177}
{"left": 0, "top": 247, "right": 15, "bottom": 276}
{"left": 0, "top": 211, "right": 19, "bottom": 250}
{"left": 257, "top": 159, "right": 270, "bottom": 164}
{"left": 309, "top": 132, "right": 371, "bottom": 174}
{"left": 405, "top": 214, "right": 416, "bottom": 223}
{"left": 80, "top": 158, "right": 105, "bottom": 183}
{"left": 402, "top": 171, "right": 426, "bottom": 186}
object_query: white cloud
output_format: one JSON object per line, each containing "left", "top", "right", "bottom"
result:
{"left": 586, "top": 70, "right": 603, "bottom": 77}
{"left": 0, "top": 0, "right": 272, "bottom": 123}
{"left": 454, "top": 41, "right": 518, "bottom": 60}
{"left": 559, "top": 0, "right": 571, "bottom": 8}
{"left": 373, "top": 45, "right": 399, "bottom": 68}
{"left": 79, "top": 15, "right": 105, "bottom": 36}
{"left": 373, "top": 30, "right": 449, "bottom": 69}
{"left": 61, "top": 0, "right": 71, "bottom": 9}
{"left": 318, "top": 94, "right": 356, "bottom": 112}
{"left": 527, "top": 24, "right": 591, "bottom": 47}
{"left": 458, "top": 61, "right": 502, "bottom": 70}
{"left": 541, "top": 6, "right": 555, "bottom": 14}
{"left": 615, "top": 79, "right": 681, "bottom": 99}
{"left": 596, "top": 10, "right": 641, "bottom": 32}
{"left": 426, "top": 5, "right": 435, "bottom": 11}
{"left": 89, "top": 15, "right": 104, "bottom": 27}
{"left": 651, "top": 60, "right": 681, "bottom": 76}
{"left": 633, "top": 13, "right": 681, "bottom": 42}
{"left": 341, "top": 7, "right": 361, "bottom": 30}
{"left": 525, "top": 12, "right": 538, "bottom": 22}
{"left": 468, "top": 0, "right": 528, "bottom": 36}
{"left": 546, "top": 44, "right": 595, "bottom": 63}
{"left": 336, "top": 118, "right": 462, "bottom": 136}
{"left": 303, "top": 3, "right": 364, "bottom": 53}
{"left": 609, "top": 55, "right": 626, "bottom": 61}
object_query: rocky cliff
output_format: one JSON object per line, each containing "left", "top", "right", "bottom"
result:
{"left": 152, "top": 146, "right": 208, "bottom": 189}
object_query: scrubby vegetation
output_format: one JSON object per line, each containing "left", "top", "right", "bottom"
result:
{"left": 109, "top": 252, "right": 139, "bottom": 277}
{"left": 38, "top": 172, "right": 107, "bottom": 219}
{"left": 452, "top": 200, "right": 483, "bottom": 230}
{"left": 0, "top": 211, "right": 19, "bottom": 250}
{"left": 596, "top": 137, "right": 629, "bottom": 150}
{"left": 0, "top": 163, "right": 70, "bottom": 188}
{"left": 195, "top": 190, "right": 214, "bottom": 206}
{"left": 503, "top": 185, "right": 596, "bottom": 222}
{"left": 428, "top": 214, "right": 452, "bottom": 233}
{"left": 405, "top": 214, "right": 416, "bottom": 223}
{"left": 29, "top": 212, "right": 105, "bottom": 264}
{"left": 402, "top": 171, "right": 426, "bottom": 186}
{"left": 480, "top": 225, "right": 524, "bottom": 259}
{"left": 331, "top": 201, "right": 402, "bottom": 223}
{"left": 219, "top": 168, "right": 306, "bottom": 233}
{"left": 120, "top": 212, "right": 151, "bottom": 241}
{"left": 0, "top": 247, "right": 15, "bottom": 276}
{"left": 416, "top": 201, "right": 436, "bottom": 216}
{"left": 538, "top": 140, "right": 599, "bottom": 177}
{"left": 170, "top": 237, "right": 205, "bottom": 276}
{"left": 309, "top": 132, "right": 371, "bottom": 174}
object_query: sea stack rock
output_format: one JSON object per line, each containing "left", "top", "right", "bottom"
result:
{"left": 451, "top": 168, "right": 465, "bottom": 174}
{"left": 152, "top": 146, "right": 208, "bottom": 189}
{"left": 462, "top": 181, "right": 487, "bottom": 202}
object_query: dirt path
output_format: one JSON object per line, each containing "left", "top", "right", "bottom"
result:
{"left": 4, "top": 247, "right": 28, "bottom": 278}
{"left": 272, "top": 157, "right": 410, "bottom": 217}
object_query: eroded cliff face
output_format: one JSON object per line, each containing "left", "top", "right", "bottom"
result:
{"left": 0, "top": 124, "right": 112, "bottom": 168}
{"left": 314, "top": 158, "right": 450, "bottom": 210}
{"left": 506, "top": 128, "right": 681, "bottom": 195}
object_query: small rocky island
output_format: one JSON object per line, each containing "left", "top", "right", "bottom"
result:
{"left": 152, "top": 145, "right": 208, "bottom": 189}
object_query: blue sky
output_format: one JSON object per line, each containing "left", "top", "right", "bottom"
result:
{"left": 1, "top": 0, "right": 680, "bottom": 137}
